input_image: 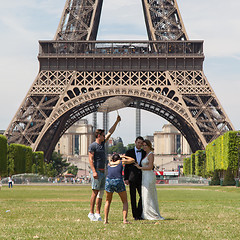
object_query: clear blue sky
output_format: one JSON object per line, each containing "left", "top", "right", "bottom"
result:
{"left": 0, "top": 0, "right": 240, "bottom": 145}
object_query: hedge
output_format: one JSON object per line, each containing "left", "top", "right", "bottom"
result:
{"left": 222, "top": 168, "right": 236, "bottom": 186}
{"left": 195, "top": 150, "right": 206, "bottom": 177}
{"left": 206, "top": 131, "right": 240, "bottom": 173}
{"left": 190, "top": 153, "right": 195, "bottom": 176}
{"left": 209, "top": 170, "right": 220, "bottom": 185}
{"left": 8, "top": 144, "right": 25, "bottom": 174}
{"left": 25, "top": 146, "right": 33, "bottom": 173}
{"left": 7, "top": 145, "right": 14, "bottom": 175}
{"left": 183, "top": 157, "right": 191, "bottom": 176}
{"left": 8, "top": 144, "right": 34, "bottom": 175}
{"left": 0, "top": 135, "right": 8, "bottom": 176}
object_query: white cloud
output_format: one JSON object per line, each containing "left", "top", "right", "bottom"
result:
{"left": 178, "top": 0, "right": 240, "bottom": 57}
{"left": 0, "top": 0, "right": 63, "bottom": 15}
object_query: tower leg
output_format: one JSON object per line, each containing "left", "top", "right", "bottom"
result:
{"left": 103, "top": 112, "right": 109, "bottom": 157}
{"left": 93, "top": 112, "right": 97, "bottom": 134}
{"left": 136, "top": 108, "right": 141, "bottom": 137}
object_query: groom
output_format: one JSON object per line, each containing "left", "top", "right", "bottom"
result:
{"left": 124, "top": 136, "right": 146, "bottom": 220}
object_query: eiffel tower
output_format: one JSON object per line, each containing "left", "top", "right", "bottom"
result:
{"left": 5, "top": 0, "right": 234, "bottom": 160}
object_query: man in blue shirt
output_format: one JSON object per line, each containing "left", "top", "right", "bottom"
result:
{"left": 88, "top": 115, "right": 121, "bottom": 221}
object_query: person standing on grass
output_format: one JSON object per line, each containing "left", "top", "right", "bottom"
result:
{"left": 134, "top": 139, "right": 164, "bottom": 220}
{"left": 8, "top": 176, "right": 13, "bottom": 188}
{"left": 124, "top": 136, "right": 146, "bottom": 220}
{"left": 88, "top": 115, "right": 121, "bottom": 221}
{"left": 104, "top": 153, "right": 134, "bottom": 224}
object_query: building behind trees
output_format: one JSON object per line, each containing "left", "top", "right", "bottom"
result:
{"left": 54, "top": 121, "right": 191, "bottom": 173}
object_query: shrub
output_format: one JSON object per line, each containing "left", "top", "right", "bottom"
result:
{"left": 8, "top": 144, "right": 34, "bottom": 175}
{"left": 25, "top": 147, "right": 33, "bottom": 173}
{"left": 206, "top": 131, "right": 240, "bottom": 175}
{"left": 209, "top": 170, "right": 220, "bottom": 185}
{"left": 222, "top": 168, "right": 236, "bottom": 186}
{"left": 183, "top": 157, "right": 191, "bottom": 176}
{"left": 0, "top": 135, "right": 8, "bottom": 176}
{"left": 7, "top": 145, "right": 14, "bottom": 176}
{"left": 195, "top": 150, "right": 206, "bottom": 177}
{"left": 8, "top": 144, "right": 26, "bottom": 174}
{"left": 190, "top": 154, "right": 195, "bottom": 176}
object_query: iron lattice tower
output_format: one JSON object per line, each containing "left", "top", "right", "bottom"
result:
{"left": 5, "top": 0, "right": 234, "bottom": 160}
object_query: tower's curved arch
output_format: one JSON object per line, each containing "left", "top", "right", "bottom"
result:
{"left": 36, "top": 86, "right": 204, "bottom": 160}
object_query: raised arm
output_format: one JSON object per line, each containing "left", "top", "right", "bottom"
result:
{"left": 105, "top": 115, "right": 121, "bottom": 141}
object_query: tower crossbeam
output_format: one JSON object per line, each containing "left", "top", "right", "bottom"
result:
{"left": 5, "top": 0, "right": 234, "bottom": 160}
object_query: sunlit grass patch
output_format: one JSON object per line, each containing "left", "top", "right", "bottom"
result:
{"left": 0, "top": 185, "right": 239, "bottom": 239}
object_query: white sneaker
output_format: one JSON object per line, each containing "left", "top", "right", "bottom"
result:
{"left": 88, "top": 213, "right": 97, "bottom": 221}
{"left": 94, "top": 213, "right": 103, "bottom": 221}
{"left": 159, "top": 216, "right": 165, "bottom": 220}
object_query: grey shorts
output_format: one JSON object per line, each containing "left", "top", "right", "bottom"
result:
{"left": 90, "top": 170, "right": 106, "bottom": 191}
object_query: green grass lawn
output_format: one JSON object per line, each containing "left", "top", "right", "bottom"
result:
{"left": 0, "top": 185, "right": 239, "bottom": 240}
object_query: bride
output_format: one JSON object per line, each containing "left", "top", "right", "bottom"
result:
{"left": 135, "top": 139, "right": 164, "bottom": 220}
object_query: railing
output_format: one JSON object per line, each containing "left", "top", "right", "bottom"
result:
{"left": 38, "top": 40, "right": 204, "bottom": 57}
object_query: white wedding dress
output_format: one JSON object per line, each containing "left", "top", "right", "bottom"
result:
{"left": 141, "top": 152, "right": 163, "bottom": 220}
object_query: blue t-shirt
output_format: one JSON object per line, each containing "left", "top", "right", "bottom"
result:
{"left": 88, "top": 141, "right": 106, "bottom": 169}
{"left": 107, "top": 161, "right": 123, "bottom": 179}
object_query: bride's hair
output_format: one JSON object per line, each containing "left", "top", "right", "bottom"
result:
{"left": 143, "top": 139, "right": 154, "bottom": 151}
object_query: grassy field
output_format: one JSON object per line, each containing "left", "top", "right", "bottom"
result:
{"left": 0, "top": 184, "right": 239, "bottom": 240}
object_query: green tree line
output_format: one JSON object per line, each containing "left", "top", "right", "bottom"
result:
{"left": 183, "top": 131, "right": 240, "bottom": 185}
{"left": 108, "top": 142, "right": 135, "bottom": 154}
{"left": 0, "top": 135, "right": 74, "bottom": 178}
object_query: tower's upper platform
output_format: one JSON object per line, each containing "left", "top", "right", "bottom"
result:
{"left": 38, "top": 40, "right": 204, "bottom": 71}
{"left": 39, "top": 40, "right": 203, "bottom": 57}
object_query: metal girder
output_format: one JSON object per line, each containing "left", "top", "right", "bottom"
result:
{"left": 55, "top": 0, "right": 188, "bottom": 41}
{"left": 142, "top": 0, "right": 188, "bottom": 41}
{"left": 5, "top": 67, "right": 234, "bottom": 160}
{"left": 4, "top": 1, "right": 234, "bottom": 160}
{"left": 55, "top": 0, "right": 103, "bottom": 40}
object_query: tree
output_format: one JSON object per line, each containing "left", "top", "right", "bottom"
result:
{"left": 44, "top": 162, "right": 57, "bottom": 177}
{"left": 126, "top": 143, "right": 135, "bottom": 151}
{"left": 50, "top": 152, "right": 70, "bottom": 176}
{"left": 108, "top": 142, "right": 126, "bottom": 154}
{"left": 67, "top": 165, "right": 78, "bottom": 176}
{"left": 32, "top": 152, "right": 44, "bottom": 175}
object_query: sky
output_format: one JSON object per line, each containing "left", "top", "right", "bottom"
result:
{"left": 0, "top": 0, "right": 240, "bottom": 146}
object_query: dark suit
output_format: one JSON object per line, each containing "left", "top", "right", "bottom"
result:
{"left": 124, "top": 148, "right": 146, "bottom": 219}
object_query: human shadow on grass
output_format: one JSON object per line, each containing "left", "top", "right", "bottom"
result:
{"left": 99, "top": 218, "right": 175, "bottom": 225}
{"left": 137, "top": 218, "right": 174, "bottom": 224}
